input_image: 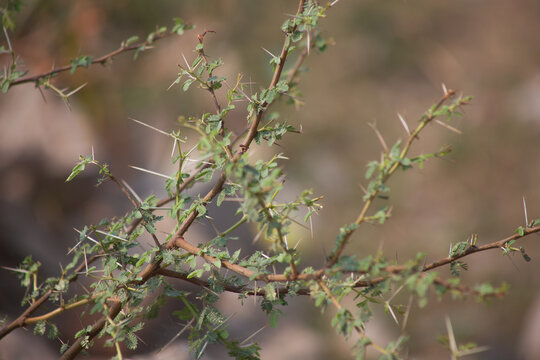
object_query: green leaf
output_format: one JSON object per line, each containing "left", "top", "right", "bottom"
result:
{"left": 269, "top": 310, "right": 280, "bottom": 328}
{"left": 69, "top": 55, "right": 93, "bottom": 75}
{"left": 275, "top": 80, "right": 289, "bottom": 93}
{"left": 450, "top": 241, "right": 469, "bottom": 257}
{"left": 66, "top": 155, "right": 92, "bottom": 182}
{"left": 34, "top": 320, "right": 46, "bottom": 336}
{"left": 124, "top": 35, "right": 139, "bottom": 47}
{"left": 125, "top": 332, "right": 138, "bottom": 350}
{"left": 264, "top": 283, "right": 277, "bottom": 301}
{"left": 187, "top": 268, "right": 204, "bottom": 279}
{"left": 173, "top": 306, "right": 195, "bottom": 321}
{"left": 47, "top": 323, "right": 59, "bottom": 339}
{"left": 172, "top": 17, "right": 193, "bottom": 35}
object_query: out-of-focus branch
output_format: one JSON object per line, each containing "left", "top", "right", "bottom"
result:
{"left": 9, "top": 30, "right": 178, "bottom": 87}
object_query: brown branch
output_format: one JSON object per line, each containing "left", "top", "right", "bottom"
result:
{"left": 137, "top": 0, "right": 310, "bottom": 284}
{"left": 239, "top": 0, "right": 306, "bottom": 153}
{"left": 351, "top": 225, "right": 540, "bottom": 288}
{"left": 23, "top": 297, "right": 93, "bottom": 325}
{"left": 326, "top": 90, "right": 458, "bottom": 266}
{"left": 432, "top": 276, "right": 505, "bottom": 299}
{"left": 422, "top": 225, "right": 540, "bottom": 272}
{"left": 60, "top": 298, "right": 122, "bottom": 360}
{"left": 10, "top": 30, "right": 179, "bottom": 87}
{"left": 317, "top": 279, "right": 388, "bottom": 354}
{"left": 255, "top": 196, "right": 298, "bottom": 278}
{"left": 0, "top": 253, "right": 101, "bottom": 339}
{"left": 160, "top": 225, "right": 540, "bottom": 301}
{"left": 0, "top": 289, "right": 53, "bottom": 339}
{"left": 196, "top": 30, "right": 222, "bottom": 114}
{"left": 170, "top": 235, "right": 320, "bottom": 282}
{"left": 156, "top": 268, "right": 310, "bottom": 296}
{"left": 286, "top": 47, "right": 308, "bottom": 85}
{"left": 126, "top": 163, "right": 212, "bottom": 236}
{"left": 135, "top": 172, "right": 228, "bottom": 283}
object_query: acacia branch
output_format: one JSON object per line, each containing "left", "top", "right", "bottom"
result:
{"left": 0, "top": 253, "right": 101, "bottom": 339}
{"left": 353, "top": 225, "right": 540, "bottom": 288}
{"left": 327, "top": 90, "right": 459, "bottom": 266}
{"left": 422, "top": 224, "right": 540, "bottom": 271}
{"left": 239, "top": 0, "right": 306, "bottom": 153}
{"left": 0, "top": 289, "right": 53, "bottom": 339}
{"left": 137, "top": 0, "right": 310, "bottom": 283}
{"left": 126, "top": 163, "right": 212, "bottom": 235}
{"left": 9, "top": 30, "right": 179, "bottom": 87}
{"left": 60, "top": 298, "right": 122, "bottom": 360}
{"left": 169, "top": 224, "right": 540, "bottom": 296}
{"left": 255, "top": 196, "right": 298, "bottom": 278}
{"left": 156, "top": 268, "right": 310, "bottom": 296}
{"left": 53, "top": 3, "right": 310, "bottom": 355}
{"left": 8, "top": 223, "right": 530, "bottom": 338}
{"left": 170, "top": 236, "right": 313, "bottom": 282}
{"left": 317, "top": 279, "right": 388, "bottom": 355}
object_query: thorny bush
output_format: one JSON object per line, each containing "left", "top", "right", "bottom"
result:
{"left": 1, "top": 1, "right": 539, "bottom": 359}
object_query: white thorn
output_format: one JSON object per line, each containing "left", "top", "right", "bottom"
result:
{"left": 397, "top": 113, "right": 411, "bottom": 135}
{"left": 442, "top": 83, "right": 448, "bottom": 96}
{"left": 523, "top": 196, "right": 529, "bottom": 226}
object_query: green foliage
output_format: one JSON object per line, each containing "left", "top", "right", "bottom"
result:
{"left": 69, "top": 55, "right": 93, "bottom": 74}
{"left": 1, "top": 0, "right": 22, "bottom": 30}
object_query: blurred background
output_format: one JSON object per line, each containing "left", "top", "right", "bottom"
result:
{"left": 1, "top": 1, "right": 540, "bottom": 359}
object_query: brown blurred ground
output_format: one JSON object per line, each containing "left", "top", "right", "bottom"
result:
{"left": 1, "top": 1, "right": 540, "bottom": 359}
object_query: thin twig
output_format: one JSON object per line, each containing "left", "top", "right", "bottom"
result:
{"left": 10, "top": 30, "right": 182, "bottom": 86}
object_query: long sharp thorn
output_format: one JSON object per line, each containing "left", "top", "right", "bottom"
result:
{"left": 261, "top": 47, "right": 277, "bottom": 58}
{"left": 66, "top": 82, "right": 87, "bottom": 97}
{"left": 435, "top": 119, "right": 462, "bottom": 134}
{"left": 401, "top": 294, "right": 413, "bottom": 331}
{"left": 129, "top": 165, "right": 173, "bottom": 180}
{"left": 397, "top": 113, "right": 411, "bottom": 135}
{"left": 445, "top": 316, "right": 458, "bottom": 354}
{"left": 182, "top": 53, "right": 191, "bottom": 71}
{"left": 523, "top": 196, "right": 529, "bottom": 226}
{"left": 240, "top": 326, "right": 266, "bottom": 346}
{"left": 129, "top": 117, "right": 179, "bottom": 139}
{"left": 386, "top": 302, "right": 399, "bottom": 326}
{"left": 368, "top": 122, "right": 389, "bottom": 154}
{"left": 442, "top": 83, "right": 449, "bottom": 96}
{"left": 171, "top": 138, "right": 177, "bottom": 158}
{"left": 120, "top": 179, "right": 143, "bottom": 204}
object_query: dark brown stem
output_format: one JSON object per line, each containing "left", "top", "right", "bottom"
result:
{"left": 60, "top": 298, "right": 122, "bottom": 360}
